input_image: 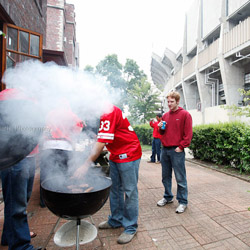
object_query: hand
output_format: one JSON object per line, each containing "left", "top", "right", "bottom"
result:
{"left": 72, "top": 167, "right": 85, "bottom": 179}
{"left": 158, "top": 121, "right": 163, "bottom": 128}
{"left": 72, "top": 161, "right": 91, "bottom": 179}
{"left": 175, "top": 147, "right": 183, "bottom": 153}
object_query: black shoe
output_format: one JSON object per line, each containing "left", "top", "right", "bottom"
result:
{"left": 34, "top": 247, "right": 46, "bottom": 250}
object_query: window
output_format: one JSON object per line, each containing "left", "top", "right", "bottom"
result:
{"left": 245, "top": 72, "right": 250, "bottom": 91}
{"left": 2, "top": 23, "right": 42, "bottom": 72}
{"left": 244, "top": 72, "right": 250, "bottom": 84}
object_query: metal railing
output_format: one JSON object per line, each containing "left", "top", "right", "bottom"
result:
{"left": 183, "top": 56, "right": 196, "bottom": 79}
{"left": 198, "top": 39, "right": 219, "bottom": 69}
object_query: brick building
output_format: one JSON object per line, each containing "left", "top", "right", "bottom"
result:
{"left": 0, "top": 0, "right": 79, "bottom": 91}
{"left": 43, "top": 0, "right": 79, "bottom": 68}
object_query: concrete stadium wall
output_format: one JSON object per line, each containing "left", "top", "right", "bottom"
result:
{"left": 228, "top": 0, "right": 249, "bottom": 16}
{"left": 203, "top": 0, "right": 221, "bottom": 38}
{"left": 186, "top": 0, "right": 199, "bottom": 53}
{"left": 189, "top": 106, "right": 250, "bottom": 126}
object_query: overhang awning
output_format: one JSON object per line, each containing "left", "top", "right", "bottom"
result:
{"left": 42, "top": 49, "right": 68, "bottom": 66}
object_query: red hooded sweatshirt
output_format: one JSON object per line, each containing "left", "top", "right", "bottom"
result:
{"left": 159, "top": 107, "right": 193, "bottom": 150}
{"left": 149, "top": 120, "right": 162, "bottom": 139}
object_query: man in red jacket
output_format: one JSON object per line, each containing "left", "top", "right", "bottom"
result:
{"left": 157, "top": 91, "right": 192, "bottom": 213}
{"left": 147, "top": 114, "right": 162, "bottom": 164}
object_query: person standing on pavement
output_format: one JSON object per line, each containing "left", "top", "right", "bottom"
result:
{"left": 0, "top": 88, "right": 42, "bottom": 250}
{"left": 157, "top": 91, "right": 192, "bottom": 213}
{"left": 39, "top": 99, "right": 83, "bottom": 207}
{"left": 74, "top": 105, "right": 142, "bottom": 244}
{"left": 147, "top": 114, "right": 162, "bottom": 164}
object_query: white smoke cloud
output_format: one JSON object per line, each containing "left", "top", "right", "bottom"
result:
{"left": 3, "top": 60, "right": 119, "bottom": 123}
{"left": 1, "top": 60, "right": 121, "bottom": 174}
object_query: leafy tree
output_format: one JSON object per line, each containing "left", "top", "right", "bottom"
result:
{"left": 124, "top": 59, "right": 146, "bottom": 90}
{"left": 84, "top": 65, "right": 95, "bottom": 73}
{"left": 86, "top": 54, "right": 162, "bottom": 122}
{"left": 224, "top": 89, "right": 250, "bottom": 117}
{"left": 127, "top": 78, "right": 161, "bottom": 124}
{"left": 95, "top": 54, "right": 127, "bottom": 109}
{"left": 96, "top": 54, "right": 126, "bottom": 90}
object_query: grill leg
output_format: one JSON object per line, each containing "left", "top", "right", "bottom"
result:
{"left": 76, "top": 219, "right": 81, "bottom": 250}
{"left": 90, "top": 216, "right": 105, "bottom": 248}
{"left": 42, "top": 217, "right": 61, "bottom": 250}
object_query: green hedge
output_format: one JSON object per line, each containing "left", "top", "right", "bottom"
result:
{"left": 189, "top": 122, "right": 250, "bottom": 173}
{"left": 134, "top": 124, "right": 153, "bottom": 145}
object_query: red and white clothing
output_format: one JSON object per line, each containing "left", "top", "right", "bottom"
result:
{"left": 149, "top": 120, "right": 162, "bottom": 139}
{"left": 42, "top": 102, "right": 83, "bottom": 151}
{"left": 97, "top": 106, "right": 142, "bottom": 163}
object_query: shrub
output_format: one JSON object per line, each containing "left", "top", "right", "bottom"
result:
{"left": 133, "top": 124, "right": 153, "bottom": 145}
{"left": 189, "top": 122, "right": 250, "bottom": 173}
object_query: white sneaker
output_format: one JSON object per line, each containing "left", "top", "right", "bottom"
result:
{"left": 98, "top": 221, "right": 113, "bottom": 229}
{"left": 117, "top": 231, "right": 137, "bottom": 244}
{"left": 176, "top": 204, "right": 187, "bottom": 213}
{"left": 157, "top": 198, "right": 173, "bottom": 207}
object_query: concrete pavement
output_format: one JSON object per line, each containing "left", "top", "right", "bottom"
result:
{"left": 1, "top": 151, "right": 250, "bottom": 249}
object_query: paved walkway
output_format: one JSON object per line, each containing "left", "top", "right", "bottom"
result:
{"left": 1, "top": 151, "right": 250, "bottom": 249}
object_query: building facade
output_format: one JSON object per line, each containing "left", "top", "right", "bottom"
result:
{"left": 151, "top": 0, "right": 250, "bottom": 124}
{"left": 0, "top": 0, "right": 79, "bottom": 91}
{"left": 43, "top": 0, "right": 79, "bottom": 67}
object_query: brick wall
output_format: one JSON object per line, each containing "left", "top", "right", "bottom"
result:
{"left": 0, "top": 0, "right": 78, "bottom": 67}
{"left": 0, "top": 0, "right": 47, "bottom": 44}
{"left": 64, "top": 3, "right": 76, "bottom": 67}
{"left": 46, "top": 0, "right": 64, "bottom": 51}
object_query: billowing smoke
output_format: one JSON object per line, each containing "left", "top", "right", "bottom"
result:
{"left": 3, "top": 60, "right": 119, "bottom": 123}
{"left": 1, "top": 60, "right": 120, "bottom": 185}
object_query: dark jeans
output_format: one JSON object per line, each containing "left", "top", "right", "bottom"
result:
{"left": 150, "top": 138, "right": 161, "bottom": 162}
{"left": 161, "top": 147, "right": 188, "bottom": 205}
{"left": 1, "top": 157, "right": 35, "bottom": 250}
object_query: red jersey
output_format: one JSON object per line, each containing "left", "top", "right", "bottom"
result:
{"left": 97, "top": 106, "right": 142, "bottom": 163}
{"left": 149, "top": 120, "right": 162, "bottom": 139}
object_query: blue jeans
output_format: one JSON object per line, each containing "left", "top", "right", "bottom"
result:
{"left": 161, "top": 147, "right": 188, "bottom": 205}
{"left": 151, "top": 138, "right": 161, "bottom": 162}
{"left": 1, "top": 157, "right": 36, "bottom": 250}
{"left": 108, "top": 159, "right": 140, "bottom": 234}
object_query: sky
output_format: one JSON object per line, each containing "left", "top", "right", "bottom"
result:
{"left": 66, "top": 0, "right": 193, "bottom": 80}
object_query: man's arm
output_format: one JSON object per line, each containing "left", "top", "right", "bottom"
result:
{"left": 178, "top": 113, "right": 193, "bottom": 151}
{"left": 149, "top": 119, "right": 155, "bottom": 128}
{"left": 158, "top": 121, "right": 166, "bottom": 135}
{"left": 88, "top": 142, "right": 106, "bottom": 163}
{"left": 73, "top": 142, "right": 105, "bottom": 178}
